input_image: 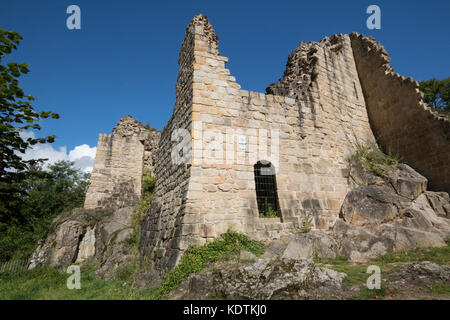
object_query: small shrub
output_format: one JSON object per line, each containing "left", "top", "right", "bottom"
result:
{"left": 259, "top": 199, "right": 279, "bottom": 218}
{"left": 142, "top": 169, "right": 156, "bottom": 197}
{"left": 298, "top": 214, "right": 313, "bottom": 233}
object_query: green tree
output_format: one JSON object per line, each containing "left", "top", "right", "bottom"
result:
{"left": 0, "top": 161, "right": 90, "bottom": 261}
{"left": 419, "top": 77, "right": 450, "bottom": 112}
{"left": 0, "top": 28, "right": 59, "bottom": 224}
{"left": 22, "top": 161, "right": 90, "bottom": 222}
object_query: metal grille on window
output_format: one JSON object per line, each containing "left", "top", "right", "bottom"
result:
{"left": 254, "top": 161, "right": 280, "bottom": 217}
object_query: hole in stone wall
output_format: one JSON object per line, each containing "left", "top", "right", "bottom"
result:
{"left": 254, "top": 160, "right": 281, "bottom": 218}
{"left": 353, "top": 82, "right": 359, "bottom": 99}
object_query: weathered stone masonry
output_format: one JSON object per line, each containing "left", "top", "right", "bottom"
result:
{"left": 84, "top": 116, "right": 160, "bottom": 209}
{"left": 139, "top": 16, "right": 379, "bottom": 270}
{"left": 84, "top": 15, "right": 449, "bottom": 271}
{"left": 350, "top": 33, "right": 450, "bottom": 192}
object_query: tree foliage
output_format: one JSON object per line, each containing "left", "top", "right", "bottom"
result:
{"left": 0, "top": 28, "right": 60, "bottom": 226}
{"left": 0, "top": 161, "right": 90, "bottom": 262}
{"left": 0, "top": 29, "right": 60, "bottom": 177}
{"left": 419, "top": 77, "right": 450, "bottom": 113}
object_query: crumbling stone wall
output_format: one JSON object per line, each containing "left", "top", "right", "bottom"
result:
{"left": 84, "top": 116, "right": 160, "bottom": 209}
{"left": 139, "top": 16, "right": 202, "bottom": 269}
{"left": 350, "top": 33, "right": 450, "bottom": 192}
{"left": 139, "top": 16, "right": 377, "bottom": 270}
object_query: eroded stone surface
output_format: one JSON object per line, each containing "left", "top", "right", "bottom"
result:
{"left": 386, "top": 261, "right": 450, "bottom": 290}
{"left": 28, "top": 207, "right": 137, "bottom": 279}
{"left": 175, "top": 258, "right": 346, "bottom": 300}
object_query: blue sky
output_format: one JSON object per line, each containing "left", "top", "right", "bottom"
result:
{"left": 1, "top": 0, "right": 449, "bottom": 171}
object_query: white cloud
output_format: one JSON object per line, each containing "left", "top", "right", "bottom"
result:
{"left": 19, "top": 131, "right": 97, "bottom": 173}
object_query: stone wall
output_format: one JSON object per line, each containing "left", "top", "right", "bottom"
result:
{"left": 84, "top": 116, "right": 160, "bottom": 209}
{"left": 139, "top": 16, "right": 203, "bottom": 269}
{"left": 350, "top": 33, "right": 450, "bottom": 192}
{"left": 139, "top": 16, "right": 377, "bottom": 270}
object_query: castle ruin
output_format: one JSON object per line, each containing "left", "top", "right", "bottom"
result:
{"left": 84, "top": 15, "right": 450, "bottom": 270}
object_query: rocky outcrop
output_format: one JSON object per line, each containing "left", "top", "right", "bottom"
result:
{"left": 173, "top": 258, "right": 346, "bottom": 300}
{"left": 386, "top": 261, "right": 450, "bottom": 290}
{"left": 28, "top": 206, "right": 137, "bottom": 279}
{"left": 256, "top": 159, "right": 450, "bottom": 263}
{"left": 332, "top": 159, "right": 450, "bottom": 261}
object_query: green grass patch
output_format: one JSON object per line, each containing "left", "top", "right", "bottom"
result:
{"left": 373, "top": 243, "right": 450, "bottom": 266}
{"left": 317, "top": 243, "right": 450, "bottom": 299}
{"left": 0, "top": 264, "right": 151, "bottom": 300}
{"left": 148, "top": 230, "right": 264, "bottom": 300}
{"left": 426, "top": 284, "right": 450, "bottom": 295}
{"left": 348, "top": 288, "right": 388, "bottom": 300}
{"left": 352, "top": 143, "right": 402, "bottom": 176}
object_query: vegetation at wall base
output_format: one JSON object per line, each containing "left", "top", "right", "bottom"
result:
{"left": 148, "top": 230, "right": 265, "bottom": 300}
{"left": 1, "top": 238, "right": 449, "bottom": 300}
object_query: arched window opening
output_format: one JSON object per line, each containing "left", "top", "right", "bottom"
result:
{"left": 254, "top": 161, "right": 281, "bottom": 218}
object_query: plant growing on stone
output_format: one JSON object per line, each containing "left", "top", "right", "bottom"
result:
{"left": 299, "top": 214, "right": 313, "bottom": 233}
{"left": 149, "top": 230, "right": 264, "bottom": 300}
{"left": 142, "top": 169, "right": 156, "bottom": 197}
{"left": 126, "top": 170, "right": 156, "bottom": 249}
{"left": 259, "top": 199, "right": 279, "bottom": 218}
{"left": 353, "top": 143, "right": 402, "bottom": 176}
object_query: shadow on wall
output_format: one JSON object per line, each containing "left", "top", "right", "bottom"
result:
{"left": 350, "top": 33, "right": 450, "bottom": 193}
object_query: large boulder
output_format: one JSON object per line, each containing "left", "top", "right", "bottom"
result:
{"left": 176, "top": 258, "right": 346, "bottom": 300}
{"left": 386, "top": 164, "right": 428, "bottom": 200}
{"left": 28, "top": 206, "right": 137, "bottom": 279}
{"left": 281, "top": 233, "right": 338, "bottom": 260}
{"left": 331, "top": 158, "right": 450, "bottom": 262}
{"left": 424, "top": 191, "right": 450, "bottom": 218}
{"left": 340, "top": 186, "right": 404, "bottom": 226}
{"left": 28, "top": 219, "right": 85, "bottom": 270}
{"left": 386, "top": 261, "right": 450, "bottom": 290}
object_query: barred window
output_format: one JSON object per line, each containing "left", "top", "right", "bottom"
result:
{"left": 254, "top": 161, "right": 280, "bottom": 218}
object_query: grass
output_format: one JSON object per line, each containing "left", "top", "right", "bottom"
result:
{"left": 1, "top": 231, "right": 448, "bottom": 300}
{"left": 0, "top": 264, "right": 153, "bottom": 300}
{"left": 0, "top": 230, "right": 264, "bottom": 300}
{"left": 316, "top": 241, "right": 450, "bottom": 299}
{"left": 427, "top": 284, "right": 450, "bottom": 295}
{"left": 352, "top": 143, "right": 402, "bottom": 176}
{"left": 349, "top": 288, "right": 388, "bottom": 300}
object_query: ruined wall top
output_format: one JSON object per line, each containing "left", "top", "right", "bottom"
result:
{"left": 112, "top": 115, "right": 157, "bottom": 138}
{"left": 350, "top": 32, "right": 450, "bottom": 192}
{"left": 267, "top": 34, "right": 358, "bottom": 100}
{"left": 187, "top": 14, "right": 218, "bottom": 52}
{"left": 349, "top": 32, "right": 450, "bottom": 131}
